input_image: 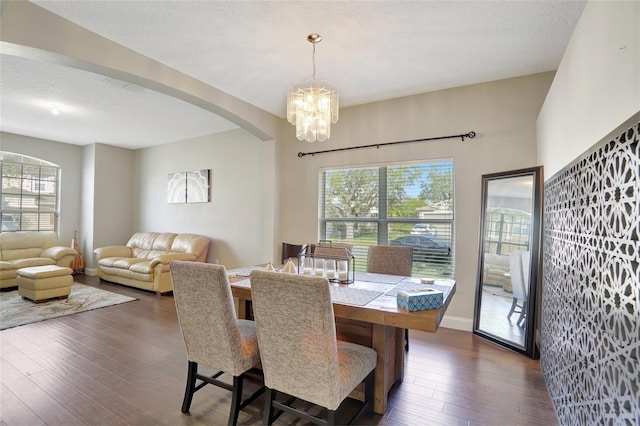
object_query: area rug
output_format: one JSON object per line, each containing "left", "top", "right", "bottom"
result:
{"left": 0, "top": 283, "right": 137, "bottom": 330}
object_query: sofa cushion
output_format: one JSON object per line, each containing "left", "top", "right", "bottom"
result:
{"left": 129, "top": 261, "right": 153, "bottom": 274}
{"left": 113, "top": 258, "right": 148, "bottom": 269}
{"left": 126, "top": 232, "right": 161, "bottom": 250}
{"left": 127, "top": 232, "right": 177, "bottom": 259}
{"left": 147, "top": 249, "right": 172, "bottom": 259}
{"left": 0, "top": 260, "right": 15, "bottom": 271}
{"left": 97, "top": 257, "right": 126, "bottom": 267}
{"left": 9, "top": 258, "right": 56, "bottom": 269}
{"left": 171, "top": 234, "right": 210, "bottom": 262}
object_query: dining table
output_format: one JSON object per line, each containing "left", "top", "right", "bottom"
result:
{"left": 227, "top": 266, "right": 456, "bottom": 415}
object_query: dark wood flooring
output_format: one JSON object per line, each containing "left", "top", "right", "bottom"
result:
{"left": 1, "top": 275, "right": 557, "bottom": 426}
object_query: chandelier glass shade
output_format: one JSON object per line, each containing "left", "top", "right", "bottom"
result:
{"left": 286, "top": 34, "right": 339, "bottom": 142}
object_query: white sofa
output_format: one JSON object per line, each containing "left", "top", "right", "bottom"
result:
{"left": 0, "top": 231, "right": 78, "bottom": 289}
{"left": 94, "top": 232, "right": 210, "bottom": 294}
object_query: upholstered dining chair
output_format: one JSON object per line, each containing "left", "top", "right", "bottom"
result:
{"left": 366, "top": 245, "right": 413, "bottom": 351}
{"left": 281, "top": 242, "right": 307, "bottom": 265}
{"left": 311, "top": 242, "right": 354, "bottom": 258}
{"left": 169, "top": 261, "right": 264, "bottom": 425}
{"left": 507, "top": 251, "right": 529, "bottom": 327}
{"left": 249, "top": 270, "right": 377, "bottom": 425}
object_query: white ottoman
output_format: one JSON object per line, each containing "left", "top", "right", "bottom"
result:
{"left": 17, "top": 265, "right": 73, "bottom": 304}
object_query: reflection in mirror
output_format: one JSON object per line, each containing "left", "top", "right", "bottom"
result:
{"left": 473, "top": 167, "right": 542, "bottom": 358}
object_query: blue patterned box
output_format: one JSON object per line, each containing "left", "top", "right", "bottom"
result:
{"left": 397, "top": 289, "right": 444, "bottom": 311}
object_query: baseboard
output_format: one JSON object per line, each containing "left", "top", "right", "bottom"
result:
{"left": 441, "top": 315, "right": 473, "bottom": 332}
{"left": 84, "top": 268, "right": 98, "bottom": 276}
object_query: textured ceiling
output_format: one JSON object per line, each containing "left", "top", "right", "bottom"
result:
{"left": 1, "top": 0, "right": 587, "bottom": 149}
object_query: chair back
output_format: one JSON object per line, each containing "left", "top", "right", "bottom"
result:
{"left": 250, "top": 270, "right": 342, "bottom": 409}
{"left": 366, "top": 245, "right": 413, "bottom": 276}
{"left": 170, "top": 261, "right": 247, "bottom": 375}
{"left": 508, "top": 251, "right": 528, "bottom": 301}
{"left": 311, "top": 242, "right": 353, "bottom": 259}
{"left": 281, "top": 242, "right": 307, "bottom": 265}
{"left": 520, "top": 251, "right": 530, "bottom": 294}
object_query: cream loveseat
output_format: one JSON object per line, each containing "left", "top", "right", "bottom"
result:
{"left": 94, "top": 232, "right": 209, "bottom": 294}
{"left": 483, "top": 253, "right": 512, "bottom": 292}
{"left": 0, "top": 231, "right": 77, "bottom": 289}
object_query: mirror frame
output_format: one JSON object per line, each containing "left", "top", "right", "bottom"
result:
{"left": 473, "top": 166, "right": 543, "bottom": 358}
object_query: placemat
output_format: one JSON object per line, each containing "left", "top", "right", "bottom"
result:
{"left": 227, "top": 265, "right": 272, "bottom": 277}
{"left": 354, "top": 271, "right": 405, "bottom": 285}
{"left": 330, "top": 286, "right": 383, "bottom": 306}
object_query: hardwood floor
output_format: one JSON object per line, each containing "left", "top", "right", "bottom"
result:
{"left": 1, "top": 275, "right": 557, "bottom": 426}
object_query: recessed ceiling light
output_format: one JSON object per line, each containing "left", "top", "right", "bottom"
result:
{"left": 50, "top": 105, "right": 60, "bottom": 115}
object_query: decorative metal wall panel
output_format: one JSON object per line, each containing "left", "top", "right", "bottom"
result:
{"left": 541, "top": 118, "right": 639, "bottom": 425}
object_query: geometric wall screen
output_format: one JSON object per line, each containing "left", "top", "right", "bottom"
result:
{"left": 167, "top": 169, "right": 211, "bottom": 203}
{"left": 541, "top": 117, "right": 639, "bottom": 425}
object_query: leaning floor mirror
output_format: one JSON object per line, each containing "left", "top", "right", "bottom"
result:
{"left": 473, "top": 166, "right": 543, "bottom": 358}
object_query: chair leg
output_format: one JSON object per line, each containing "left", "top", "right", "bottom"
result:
{"left": 182, "top": 361, "right": 198, "bottom": 413}
{"left": 263, "top": 387, "right": 276, "bottom": 426}
{"left": 327, "top": 409, "right": 337, "bottom": 425}
{"left": 363, "top": 369, "right": 374, "bottom": 418}
{"left": 507, "top": 297, "right": 518, "bottom": 320}
{"left": 228, "top": 374, "right": 244, "bottom": 426}
{"left": 405, "top": 328, "right": 409, "bottom": 351}
{"left": 517, "top": 303, "right": 528, "bottom": 328}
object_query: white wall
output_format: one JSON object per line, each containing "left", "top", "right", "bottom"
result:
{"left": 90, "top": 143, "right": 135, "bottom": 267}
{"left": 81, "top": 144, "right": 95, "bottom": 271}
{"left": 538, "top": 0, "right": 640, "bottom": 178}
{"left": 133, "top": 128, "right": 275, "bottom": 268}
{"left": 276, "top": 72, "right": 555, "bottom": 329}
{"left": 1, "top": 132, "right": 83, "bottom": 245}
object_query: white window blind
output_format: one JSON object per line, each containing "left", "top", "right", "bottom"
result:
{"left": 1, "top": 152, "right": 60, "bottom": 232}
{"left": 319, "top": 160, "right": 454, "bottom": 278}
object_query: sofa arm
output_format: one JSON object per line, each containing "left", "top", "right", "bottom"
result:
{"left": 94, "top": 246, "right": 132, "bottom": 260}
{"left": 149, "top": 252, "right": 197, "bottom": 267}
{"left": 41, "top": 246, "right": 78, "bottom": 261}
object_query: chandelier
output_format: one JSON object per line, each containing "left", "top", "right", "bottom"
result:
{"left": 286, "top": 34, "right": 339, "bottom": 142}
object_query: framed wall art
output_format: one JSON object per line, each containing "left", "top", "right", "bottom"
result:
{"left": 167, "top": 169, "right": 211, "bottom": 203}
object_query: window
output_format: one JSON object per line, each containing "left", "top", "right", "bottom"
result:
{"left": 319, "top": 160, "right": 454, "bottom": 278}
{"left": 1, "top": 152, "right": 60, "bottom": 232}
{"left": 483, "top": 207, "right": 531, "bottom": 255}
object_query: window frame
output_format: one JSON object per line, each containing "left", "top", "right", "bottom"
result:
{"left": 318, "top": 159, "right": 455, "bottom": 278}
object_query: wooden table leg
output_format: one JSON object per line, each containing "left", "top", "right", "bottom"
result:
{"left": 395, "top": 327, "right": 405, "bottom": 383}
{"left": 237, "top": 298, "right": 249, "bottom": 319}
{"left": 371, "top": 324, "right": 388, "bottom": 414}
{"left": 371, "top": 323, "right": 402, "bottom": 414}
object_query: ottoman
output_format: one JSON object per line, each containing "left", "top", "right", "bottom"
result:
{"left": 17, "top": 265, "right": 73, "bottom": 303}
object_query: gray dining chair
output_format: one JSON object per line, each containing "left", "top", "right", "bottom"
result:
{"left": 249, "top": 270, "right": 377, "bottom": 425}
{"left": 310, "top": 242, "right": 354, "bottom": 259}
{"left": 366, "top": 245, "right": 413, "bottom": 351}
{"left": 507, "top": 251, "right": 529, "bottom": 327}
{"left": 281, "top": 242, "right": 307, "bottom": 265}
{"left": 169, "top": 261, "right": 264, "bottom": 425}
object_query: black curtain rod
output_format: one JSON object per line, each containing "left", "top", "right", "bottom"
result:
{"left": 298, "top": 131, "right": 476, "bottom": 158}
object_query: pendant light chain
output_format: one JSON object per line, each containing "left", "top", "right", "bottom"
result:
{"left": 312, "top": 42, "right": 317, "bottom": 81}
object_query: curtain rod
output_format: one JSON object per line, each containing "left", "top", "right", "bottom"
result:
{"left": 298, "top": 131, "right": 476, "bottom": 158}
